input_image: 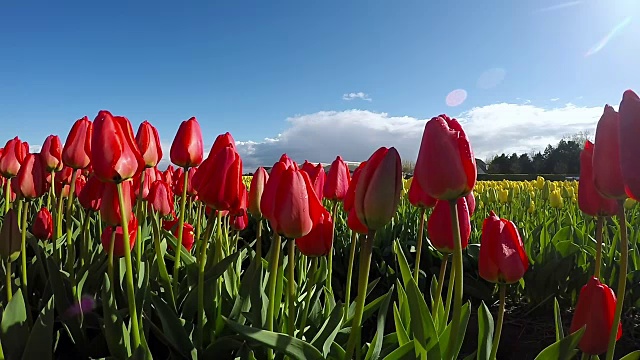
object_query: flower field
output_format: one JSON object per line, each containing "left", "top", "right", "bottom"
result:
{"left": 1, "top": 92, "right": 640, "bottom": 360}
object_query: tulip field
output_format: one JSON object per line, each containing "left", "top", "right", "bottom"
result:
{"left": 1, "top": 91, "right": 640, "bottom": 360}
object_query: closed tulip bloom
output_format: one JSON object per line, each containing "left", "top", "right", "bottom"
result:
{"left": 92, "top": 111, "right": 145, "bottom": 183}
{"left": 408, "top": 175, "right": 437, "bottom": 209}
{"left": 62, "top": 116, "right": 92, "bottom": 170}
{"left": 260, "top": 157, "right": 296, "bottom": 222}
{"left": 427, "top": 198, "right": 471, "bottom": 253}
{"left": 296, "top": 209, "right": 334, "bottom": 257}
{"left": 163, "top": 166, "right": 174, "bottom": 186}
{"left": 133, "top": 167, "right": 158, "bottom": 200}
{"left": 12, "top": 154, "right": 47, "bottom": 200}
{"left": 466, "top": 191, "right": 476, "bottom": 216}
{"left": 478, "top": 211, "right": 529, "bottom": 284}
{"left": 136, "top": 121, "right": 163, "bottom": 168}
{"left": 163, "top": 220, "right": 195, "bottom": 252}
{"left": 323, "top": 156, "right": 351, "bottom": 201}
{"left": 0, "top": 209, "right": 21, "bottom": 261}
{"left": 40, "top": 135, "right": 63, "bottom": 172}
{"left": 414, "top": 115, "right": 476, "bottom": 200}
{"left": 100, "top": 181, "right": 133, "bottom": 226}
{"left": 147, "top": 180, "right": 175, "bottom": 217}
{"left": 593, "top": 105, "right": 626, "bottom": 199}
{"left": 74, "top": 174, "right": 87, "bottom": 198}
{"left": 32, "top": 207, "right": 53, "bottom": 241}
{"left": 248, "top": 167, "right": 269, "bottom": 218}
{"left": 354, "top": 147, "right": 402, "bottom": 231}
{"left": 175, "top": 167, "right": 197, "bottom": 197}
{"left": 579, "top": 141, "right": 618, "bottom": 217}
{"left": 209, "top": 132, "right": 237, "bottom": 157}
{"left": 101, "top": 216, "right": 137, "bottom": 258}
{"left": 78, "top": 175, "right": 104, "bottom": 211}
{"left": 170, "top": 117, "right": 204, "bottom": 168}
{"left": 301, "top": 161, "right": 326, "bottom": 201}
{"left": 619, "top": 89, "right": 640, "bottom": 200}
{"left": 570, "top": 277, "right": 622, "bottom": 355}
{"left": 197, "top": 147, "right": 243, "bottom": 210}
{"left": 54, "top": 166, "right": 77, "bottom": 198}
{"left": 344, "top": 162, "right": 368, "bottom": 234}
{"left": 230, "top": 185, "right": 248, "bottom": 231}
{"left": 172, "top": 167, "right": 184, "bottom": 195}
{"left": 0, "top": 137, "right": 27, "bottom": 178}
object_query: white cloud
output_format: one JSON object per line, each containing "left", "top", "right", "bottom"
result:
{"left": 550, "top": 98, "right": 560, "bottom": 102}
{"left": 342, "top": 92, "right": 372, "bottom": 102}
{"left": 231, "top": 102, "right": 607, "bottom": 172}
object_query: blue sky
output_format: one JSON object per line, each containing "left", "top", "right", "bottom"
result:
{"left": 0, "top": 0, "right": 638, "bottom": 168}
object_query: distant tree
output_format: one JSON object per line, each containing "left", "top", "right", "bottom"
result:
{"left": 402, "top": 160, "right": 415, "bottom": 174}
{"left": 519, "top": 153, "right": 533, "bottom": 174}
{"left": 488, "top": 154, "right": 510, "bottom": 174}
{"left": 531, "top": 152, "right": 545, "bottom": 174}
{"left": 509, "top": 153, "right": 521, "bottom": 174}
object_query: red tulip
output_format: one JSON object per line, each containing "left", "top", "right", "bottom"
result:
{"left": 136, "top": 121, "right": 163, "bottom": 168}
{"left": 354, "top": 147, "right": 402, "bottom": 231}
{"left": 100, "top": 181, "right": 133, "bottom": 226}
{"left": 54, "top": 166, "right": 78, "bottom": 198}
{"left": 0, "top": 137, "right": 27, "bottom": 178}
{"left": 101, "top": 216, "right": 137, "bottom": 258}
{"left": 0, "top": 209, "right": 20, "bottom": 261}
{"left": 172, "top": 167, "right": 184, "bottom": 195}
{"left": 427, "top": 198, "right": 471, "bottom": 253}
{"left": 163, "top": 165, "right": 174, "bottom": 186}
{"left": 593, "top": 105, "right": 626, "bottom": 199}
{"left": 248, "top": 167, "right": 269, "bottom": 219}
{"left": 78, "top": 175, "right": 104, "bottom": 211}
{"left": 197, "top": 146, "right": 243, "bottom": 211}
{"left": 619, "top": 89, "right": 640, "bottom": 200}
{"left": 133, "top": 167, "right": 158, "bottom": 200}
{"left": 40, "top": 135, "right": 63, "bottom": 172}
{"left": 579, "top": 141, "right": 618, "bottom": 217}
{"left": 148, "top": 180, "right": 175, "bottom": 217}
{"left": 32, "top": 207, "right": 53, "bottom": 240}
{"left": 91, "top": 111, "right": 145, "bottom": 183}
{"left": 466, "top": 191, "right": 476, "bottom": 216}
{"left": 163, "top": 219, "right": 195, "bottom": 252}
{"left": 478, "top": 211, "right": 528, "bottom": 284}
{"left": 415, "top": 114, "right": 476, "bottom": 200}
{"left": 174, "top": 167, "right": 197, "bottom": 197}
{"left": 570, "top": 277, "right": 622, "bottom": 355}
{"left": 62, "top": 116, "right": 92, "bottom": 170}
{"left": 260, "top": 158, "right": 293, "bottom": 224}
{"left": 230, "top": 186, "right": 248, "bottom": 231}
{"left": 12, "top": 154, "right": 47, "bottom": 200}
{"left": 323, "top": 156, "right": 351, "bottom": 202}
{"left": 408, "top": 176, "right": 437, "bottom": 209}
{"left": 296, "top": 209, "right": 334, "bottom": 257}
{"left": 209, "top": 132, "right": 237, "bottom": 157}
{"left": 301, "top": 161, "right": 325, "bottom": 201}
{"left": 344, "top": 162, "right": 368, "bottom": 234}
{"left": 170, "top": 117, "right": 203, "bottom": 168}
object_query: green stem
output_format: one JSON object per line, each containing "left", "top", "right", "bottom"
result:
{"left": 20, "top": 200, "right": 28, "bottom": 298}
{"left": 581, "top": 352, "right": 589, "bottom": 360}
{"left": 152, "top": 216, "right": 175, "bottom": 308}
{"left": 328, "top": 201, "right": 338, "bottom": 294}
{"left": 5, "top": 259, "right": 12, "bottom": 302}
{"left": 266, "top": 233, "right": 282, "bottom": 360}
{"left": 65, "top": 170, "right": 78, "bottom": 287}
{"left": 107, "top": 229, "right": 116, "bottom": 296}
{"left": 16, "top": 201, "right": 22, "bottom": 231}
{"left": 287, "top": 239, "right": 296, "bottom": 336}
{"left": 489, "top": 284, "right": 506, "bottom": 360}
{"left": 4, "top": 179, "right": 11, "bottom": 214}
{"left": 256, "top": 219, "right": 263, "bottom": 260}
{"left": 414, "top": 207, "right": 426, "bottom": 282}
{"left": 344, "top": 231, "right": 358, "bottom": 321}
{"left": 80, "top": 210, "right": 91, "bottom": 267}
{"left": 594, "top": 216, "right": 603, "bottom": 279}
{"left": 135, "top": 173, "right": 145, "bottom": 273}
{"left": 194, "top": 203, "right": 203, "bottom": 252}
{"left": 197, "top": 213, "right": 215, "bottom": 351}
{"left": 445, "top": 199, "right": 464, "bottom": 360}
{"left": 47, "top": 171, "right": 56, "bottom": 210}
{"left": 344, "top": 230, "right": 375, "bottom": 360}
{"left": 116, "top": 182, "right": 141, "bottom": 350}
{"left": 214, "top": 212, "right": 225, "bottom": 339}
{"left": 432, "top": 253, "right": 449, "bottom": 319}
{"left": 172, "top": 167, "right": 190, "bottom": 294}
{"left": 299, "top": 257, "right": 317, "bottom": 338}
{"left": 605, "top": 203, "right": 628, "bottom": 360}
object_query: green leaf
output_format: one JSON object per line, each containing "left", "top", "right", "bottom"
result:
{"left": 405, "top": 277, "right": 439, "bottom": 356}
{"left": 553, "top": 298, "right": 564, "bottom": 341}
{"left": 161, "top": 229, "right": 195, "bottom": 265}
{"left": 438, "top": 301, "right": 471, "bottom": 360}
{"left": 22, "top": 296, "right": 55, "bottom": 360}
{"left": 392, "top": 241, "right": 412, "bottom": 287}
{"left": 364, "top": 287, "right": 394, "bottom": 360}
{"left": 101, "top": 274, "right": 131, "bottom": 359}
{"left": 477, "top": 301, "right": 494, "bottom": 360}
{"left": 150, "top": 293, "right": 195, "bottom": 357}
{"left": 1, "top": 288, "right": 29, "bottom": 358}
{"left": 310, "top": 301, "right": 344, "bottom": 357}
{"left": 534, "top": 326, "right": 585, "bottom": 360}
{"left": 224, "top": 318, "right": 324, "bottom": 360}
{"left": 392, "top": 304, "right": 410, "bottom": 346}
{"left": 381, "top": 340, "right": 415, "bottom": 360}
{"left": 620, "top": 351, "right": 640, "bottom": 360}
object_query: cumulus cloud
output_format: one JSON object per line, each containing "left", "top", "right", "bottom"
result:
{"left": 342, "top": 92, "right": 372, "bottom": 102}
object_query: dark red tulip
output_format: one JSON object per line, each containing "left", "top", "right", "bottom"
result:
{"left": 570, "top": 277, "right": 622, "bottom": 355}
{"left": 0, "top": 137, "right": 27, "bottom": 178}
{"left": 170, "top": 117, "right": 203, "bottom": 168}
{"left": 344, "top": 162, "right": 368, "bottom": 234}
{"left": 0, "top": 209, "right": 21, "bottom": 261}
{"left": 100, "top": 181, "right": 133, "bottom": 226}
{"left": 62, "top": 116, "right": 92, "bottom": 170}
{"left": 91, "top": 111, "right": 145, "bottom": 183}
{"left": 301, "top": 161, "right": 325, "bottom": 201}
{"left": 101, "top": 216, "right": 137, "bottom": 258}
{"left": 12, "top": 153, "right": 47, "bottom": 200}
{"left": 40, "top": 135, "right": 63, "bottom": 172}
{"left": 593, "top": 105, "right": 626, "bottom": 199}
{"left": 32, "top": 207, "right": 53, "bottom": 241}
{"left": 579, "top": 141, "right": 618, "bottom": 217}
{"left": 230, "top": 186, "right": 248, "bottom": 231}
{"left": 324, "top": 156, "right": 351, "bottom": 202}
{"left": 354, "top": 147, "right": 402, "bottom": 231}
{"left": 427, "top": 198, "right": 471, "bottom": 253}
{"left": 136, "top": 121, "right": 163, "bottom": 168}
{"left": 478, "top": 211, "right": 528, "bottom": 283}
{"left": 415, "top": 114, "right": 476, "bottom": 200}
{"left": 466, "top": 191, "right": 476, "bottom": 216}
{"left": 408, "top": 176, "right": 437, "bottom": 209}
{"left": 296, "top": 209, "right": 334, "bottom": 257}
{"left": 163, "top": 219, "right": 195, "bottom": 252}
{"left": 248, "top": 167, "right": 268, "bottom": 219}
{"left": 147, "top": 180, "right": 175, "bottom": 217}
{"left": 78, "top": 175, "right": 104, "bottom": 211}
{"left": 619, "top": 89, "right": 640, "bottom": 200}
{"left": 197, "top": 146, "right": 243, "bottom": 211}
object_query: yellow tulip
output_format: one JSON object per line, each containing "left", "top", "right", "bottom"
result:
{"left": 624, "top": 198, "right": 637, "bottom": 210}
{"left": 550, "top": 190, "right": 563, "bottom": 209}
{"left": 536, "top": 176, "right": 545, "bottom": 189}
{"left": 527, "top": 200, "right": 535, "bottom": 214}
{"left": 498, "top": 189, "right": 509, "bottom": 204}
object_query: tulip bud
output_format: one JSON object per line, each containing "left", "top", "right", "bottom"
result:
{"left": 0, "top": 137, "right": 27, "bottom": 178}
{"left": 427, "top": 198, "right": 471, "bottom": 253}
{"left": 579, "top": 141, "right": 618, "bottom": 217}
{"left": 32, "top": 207, "right": 53, "bottom": 241}
{"left": 101, "top": 216, "right": 138, "bottom": 258}
{"left": 0, "top": 209, "right": 21, "bottom": 261}
{"left": 163, "top": 220, "right": 195, "bottom": 252}
{"left": 323, "top": 156, "right": 351, "bottom": 201}
{"left": 62, "top": 116, "right": 92, "bottom": 170}
{"left": 296, "top": 209, "right": 334, "bottom": 257}
{"left": 593, "top": 105, "right": 626, "bottom": 199}
{"left": 248, "top": 167, "right": 269, "bottom": 219}
{"left": 196, "top": 146, "right": 243, "bottom": 211}
{"left": 133, "top": 167, "right": 158, "bottom": 200}
{"left": 550, "top": 190, "right": 563, "bottom": 209}
{"left": 209, "top": 132, "right": 237, "bottom": 157}
{"left": 136, "top": 121, "right": 163, "bottom": 168}
{"left": 147, "top": 180, "right": 175, "bottom": 217}
{"left": 12, "top": 153, "right": 47, "bottom": 200}
{"left": 170, "top": 117, "right": 204, "bottom": 168}
{"left": 301, "top": 161, "right": 325, "bottom": 201}
{"left": 344, "top": 162, "right": 368, "bottom": 234}
{"left": 78, "top": 175, "right": 105, "bottom": 211}
{"left": 40, "top": 135, "right": 63, "bottom": 172}
{"left": 408, "top": 174, "right": 437, "bottom": 209}
{"left": 478, "top": 211, "right": 529, "bottom": 284}
{"left": 100, "top": 181, "right": 133, "bottom": 226}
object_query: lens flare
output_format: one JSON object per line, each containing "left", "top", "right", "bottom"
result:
{"left": 585, "top": 17, "right": 632, "bottom": 57}
{"left": 446, "top": 89, "right": 468, "bottom": 107}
